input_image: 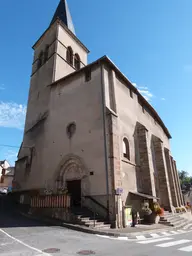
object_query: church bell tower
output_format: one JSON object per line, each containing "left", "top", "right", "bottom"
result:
{"left": 24, "top": 0, "right": 89, "bottom": 132}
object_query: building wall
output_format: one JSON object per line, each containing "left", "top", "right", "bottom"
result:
{"left": 44, "top": 67, "right": 106, "bottom": 195}
{"left": 103, "top": 64, "right": 174, "bottom": 209}
{"left": 24, "top": 24, "right": 57, "bottom": 132}
{"left": 0, "top": 161, "right": 11, "bottom": 188}
{"left": 55, "top": 24, "right": 88, "bottom": 81}
{"left": 25, "top": 21, "right": 89, "bottom": 133}
{"left": 18, "top": 66, "right": 109, "bottom": 202}
{"left": 17, "top": 21, "right": 90, "bottom": 192}
{"left": 58, "top": 25, "right": 88, "bottom": 65}
{"left": 2, "top": 176, "right": 13, "bottom": 188}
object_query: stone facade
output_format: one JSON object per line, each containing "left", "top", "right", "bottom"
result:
{"left": 164, "top": 149, "right": 178, "bottom": 207}
{"left": 0, "top": 160, "right": 12, "bottom": 189}
{"left": 14, "top": 0, "right": 183, "bottom": 228}
{"left": 152, "top": 136, "right": 172, "bottom": 210}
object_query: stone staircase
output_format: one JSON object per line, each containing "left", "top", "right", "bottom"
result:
{"left": 159, "top": 211, "right": 192, "bottom": 229}
{"left": 71, "top": 207, "right": 111, "bottom": 230}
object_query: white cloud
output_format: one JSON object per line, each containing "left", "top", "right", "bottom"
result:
{"left": 133, "top": 83, "right": 153, "bottom": 101}
{"left": 132, "top": 82, "right": 156, "bottom": 102}
{"left": 138, "top": 86, "right": 148, "bottom": 90}
{"left": 161, "top": 97, "right": 166, "bottom": 101}
{"left": 138, "top": 89, "right": 153, "bottom": 101}
{"left": 0, "top": 102, "right": 26, "bottom": 129}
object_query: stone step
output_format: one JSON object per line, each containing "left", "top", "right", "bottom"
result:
{"left": 77, "top": 215, "right": 100, "bottom": 220}
{"left": 174, "top": 220, "right": 191, "bottom": 229}
{"left": 167, "top": 215, "right": 182, "bottom": 219}
{"left": 84, "top": 222, "right": 105, "bottom": 227}
{"left": 88, "top": 224, "right": 111, "bottom": 229}
{"left": 82, "top": 219, "right": 104, "bottom": 224}
{"left": 171, "top": 219, "right": 186, "bottom": 226}
{"left": 160, "top": 217, "right": 177, "bottom": 222}
{"left": 78, "top": 216, "right": 105, "bottom": 223}
{"left": 163, "top": 213, "right": 174, "bottom": 217}
{"left": 164, "top": 211, "right": 173, "bottom": 215}
{"left": 80, "top": 219, "right": 110, "bottom": 227}
{"left": 159, "top": 218, "right": 168, "bottom": 222}
{"left": 78, "top": 217, "right": 91, "bottom": 221}
{"left": 166, "top": 216, "right": 182, "bottom": 222}
{"left": 163, "top": 214, "right": 183, "bottom": 220}
{"left": 181, "top": 222, "right": 192, "bottom": 229}
{"left": 176, "top": 219, "right": 190, "bottom": 225}
{"left": 95, "top": 225, "right": 111, "bottom": 229}
{"left": 72, "top": 207, "right": 110, "bottom": 229}
{"left": 85, "top": 221, "right": 109, "bottom": 226}
{"left": 159, "top": 221, "right": 173, "bottom": 226}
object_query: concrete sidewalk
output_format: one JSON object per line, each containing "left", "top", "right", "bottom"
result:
{"left": 18, "top": 211, "right": 187, "bottom": 240}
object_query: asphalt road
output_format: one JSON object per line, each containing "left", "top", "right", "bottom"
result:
{"left": 1, "top": 211, "right": 192, "bottom": 256}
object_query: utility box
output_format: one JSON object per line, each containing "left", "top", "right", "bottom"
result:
{"left": 123, "top": 205, "right": 132, "bottom": 227}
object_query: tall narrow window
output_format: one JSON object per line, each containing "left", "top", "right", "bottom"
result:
{"left": 37, "top": 51, "right": 43, "bottom": 69}
{"left": 85, "top": 68, "right": 91, "bottom": 82}
{"left": 66, "top": 46, "right": 73, "bottom": 65}
{"left": 1, "top": 169, "right": 5, "bottom": 176}
{"left": 44, "top": 45, "right": 49, "bottom": 63}
{"left": 0, "top": 176, "right": 4, "bottom": 184}
{"left": 130, "top": 89, "right": 133, "bottom": 98}
{"left": 74, "top": 53, "right": 81, "bottom": 70}
{"left": 123, "top": 138, "right": 130, "bottom": 160}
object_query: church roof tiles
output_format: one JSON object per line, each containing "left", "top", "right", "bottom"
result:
{"left": 50, "top": 0, "right": 76, "bottom": 35}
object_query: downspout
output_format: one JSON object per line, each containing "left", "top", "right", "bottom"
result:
{"left": 100, "top": 63, "right": 110, "bottom": 220}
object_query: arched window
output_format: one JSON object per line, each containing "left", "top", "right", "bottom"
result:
{"left": 123, "top": 138, "right": 130, "bottom": 160}
{"left": 37, "top": 51, "right": 43, "bottom": 69}
{"left": 44, "top": 45, "right": 49, "bottom": 63}
{"left": 66, "top": 46, "right": 73, "bottom": 65}
{"left": 74, "top": 53, "right": 81, "bottom": 70}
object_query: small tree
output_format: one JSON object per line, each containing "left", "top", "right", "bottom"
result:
{"left": 178, "top": 170, "right": 192, "bottom": 192}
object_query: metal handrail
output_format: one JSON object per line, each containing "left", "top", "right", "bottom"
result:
{"left": 84, "top": 195, "right": 108, "bottom": 212}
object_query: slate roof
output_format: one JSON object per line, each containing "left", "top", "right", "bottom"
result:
{"left": 0, "top": 160, "right": 5, "bottom": 165}
{"left": 50, "top": 0, "right": 76, "bottom": 35}
{"left": 4, "top": 167, "right": 15, "bottom": 177}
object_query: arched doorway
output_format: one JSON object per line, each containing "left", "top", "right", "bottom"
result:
{"left": 55, "top": 154, "right": 89, "bottom": 207}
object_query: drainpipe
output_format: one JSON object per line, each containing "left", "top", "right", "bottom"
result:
{"left": 100, "top": 63, "right": 110, "bottom": 220}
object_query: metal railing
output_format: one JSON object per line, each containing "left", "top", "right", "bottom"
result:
{"left": 83, "top": 195, "right": 110, "bottom": 226}
{"left": 30, "top": 194, "right": 71, "bottom": 208}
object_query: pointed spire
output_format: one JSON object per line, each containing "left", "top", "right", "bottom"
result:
{"left": 50, "top": 0, "right": 76, "bottom": 35}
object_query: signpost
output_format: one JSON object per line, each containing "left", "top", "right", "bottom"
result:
{"left": 116, "top": 188, "right": 123, "bottom": 195}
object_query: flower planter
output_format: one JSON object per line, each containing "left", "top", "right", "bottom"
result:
{"left": 143, "top": 214, "right": 151, "bottom": 223}
{"left": 154, "top": 215, "right": 160, "bottom": 224}
{"left": 149, "top": 213, "right": 160, "bottom": 224}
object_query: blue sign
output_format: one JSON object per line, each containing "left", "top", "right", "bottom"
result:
{"left": 116, "top": 188, "right": 123, "bottom": 195}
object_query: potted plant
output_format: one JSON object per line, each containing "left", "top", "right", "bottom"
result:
{"left": 141, "top": 202, "right": 152, "bottom": 223}
{"left": 176, "top": 207, "right": 182, "bottom": 213}
{"left": 153, "top": 202, "right": 164, "bottom": 223}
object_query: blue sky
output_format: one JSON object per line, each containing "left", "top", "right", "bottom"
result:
{"left": 0, "top": 0, "right": 191, "bottom": 174}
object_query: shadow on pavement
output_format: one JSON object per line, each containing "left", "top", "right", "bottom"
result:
{"left": 0, "top": 194, "right": 58, "bottom": 229}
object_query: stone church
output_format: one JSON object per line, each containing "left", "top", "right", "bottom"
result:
{"left": 14, "top": 0, "right": 183, "bottom": 227}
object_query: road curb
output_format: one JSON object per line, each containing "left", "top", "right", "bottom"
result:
{"left": 18, "top": 211, "right": 190, "bottom": 240}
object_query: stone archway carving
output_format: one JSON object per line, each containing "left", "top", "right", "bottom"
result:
{"left": 54, "top": 154, "right": 90, "bottom": 196}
